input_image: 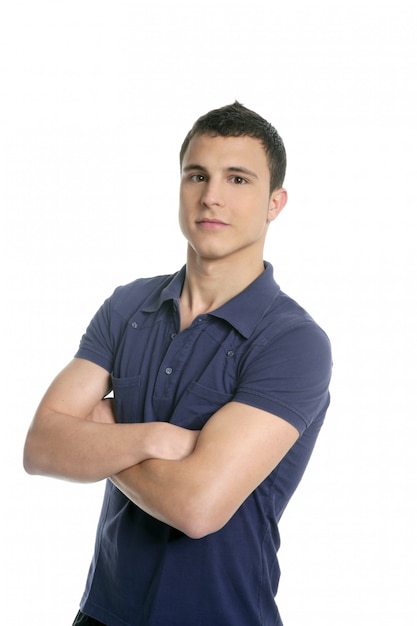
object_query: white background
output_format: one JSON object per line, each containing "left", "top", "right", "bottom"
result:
{"left": 2, "top": 1, "right": 416, "bottom": 624}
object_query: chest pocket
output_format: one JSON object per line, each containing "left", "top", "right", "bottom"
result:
{"left": 111, "top": 374, "right": 142, "bottom": 423}
{"left": 169, "top": 381, "right": 234, "bottom": 430}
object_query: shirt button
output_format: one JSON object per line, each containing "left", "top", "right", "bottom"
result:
{"left": 165, "top": 367, "right": 173, "bottom": 375}
{"left": 170, "top": 333, "right": 177, "bottom": 339}
{"left": 131, "top": 322, "right": 138, "bottom": 329}
{"left": 227, "top": 350, "right": 234, "bottom": 357}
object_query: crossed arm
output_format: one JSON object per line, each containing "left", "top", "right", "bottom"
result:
{"left": 23, "top": 358, "right": 199, "bottom": 482}
{"left": 24, "top": 357, "right": 299, "bottom": 538}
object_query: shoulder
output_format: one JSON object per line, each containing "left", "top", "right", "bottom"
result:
{"left": 257, "top": 288, "right": 330, "bottom": 350}
{"left": 236, "top": 294, "right": 332, "bottom": 431}
{"left": 239, "top": 290, "right": 332, "bottom": 405}
{"left": 106, "top": 272, "right": 180, "bottom": 321}
{"left": 75, "top": 271, "right": 181, "bottom": 370}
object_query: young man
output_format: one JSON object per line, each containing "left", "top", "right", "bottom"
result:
{"left": 24, "top": 102, "right": 332, "bottom": 626}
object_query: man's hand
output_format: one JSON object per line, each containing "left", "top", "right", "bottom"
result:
{"left": 87, "top": 397, "right": 199, "bottom": 460}
{"left": 145, "top": 422, "right": 200, "bottom": 461}
{"left": 87, "top": 398, "right": 116, "bottom": 424}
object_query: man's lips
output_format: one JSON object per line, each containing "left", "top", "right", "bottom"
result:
{"left": 196, "top": 218, "right": 229, "bottom": 230}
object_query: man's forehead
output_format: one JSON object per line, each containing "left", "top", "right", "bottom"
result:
{"left": 182, "top": 133, "right": 268, "bottom": 168}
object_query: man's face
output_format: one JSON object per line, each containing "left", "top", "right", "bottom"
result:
{"left": 179, "top": 133, "right": 285, "bottom": 265}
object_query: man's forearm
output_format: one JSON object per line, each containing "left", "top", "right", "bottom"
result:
{"left": 23, "top": 413, "right": 167, "bottom": 483}
{"left": 24, "top": 406, "right": 199, "bottom": 483}
{"left": 111, "top": 457, "right": 205, "bottom": 536}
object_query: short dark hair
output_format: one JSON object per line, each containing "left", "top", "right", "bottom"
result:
{"left": 179, "top": 101, "right": 286, "bottom": 191}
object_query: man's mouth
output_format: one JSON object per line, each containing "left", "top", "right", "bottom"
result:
{"left": 197, "top": 218, "right": 228, "bottom": 229}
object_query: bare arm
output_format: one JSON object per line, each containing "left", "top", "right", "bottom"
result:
{"left": 23, "top": 358, "right": 198, "bottom": 483}
{"left": 111, "top": 401, "right": 299, "bottom": 538}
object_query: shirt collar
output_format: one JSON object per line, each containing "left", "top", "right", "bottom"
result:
{"left": 142, "top": 262, "right": 280, "bottom": 339}
{"left": 210, "top": 262, "right": 280, "bottom": 338}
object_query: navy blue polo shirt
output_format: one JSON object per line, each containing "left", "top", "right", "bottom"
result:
{"left": 75, "top": 263, "right": 331, "bottom": 626}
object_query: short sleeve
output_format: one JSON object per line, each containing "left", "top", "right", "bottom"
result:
{"left": 234, "top": 322, "right": 332, "bottom": 434}
{"left": 75, "top": 293, "right": 118, "bottom": 373}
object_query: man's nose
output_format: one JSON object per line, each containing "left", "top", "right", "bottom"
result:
{"left": 200, "top": 180, "right": 223, "bottom": 207}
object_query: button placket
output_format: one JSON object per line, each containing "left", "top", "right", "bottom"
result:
{"left": 155, "top": 320, "right": 207, "bottom": 398}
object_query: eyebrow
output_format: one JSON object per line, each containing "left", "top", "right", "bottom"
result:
{"left": 182, "top": 164, "right": 258, "bottom": 179}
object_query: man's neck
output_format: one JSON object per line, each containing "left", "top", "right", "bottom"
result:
{"left": 179, "top": 249, "right": 265, "bottom": 330}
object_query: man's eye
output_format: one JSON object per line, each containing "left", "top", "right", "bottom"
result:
{"left": 190, "top": 174, "right": 206, "bottom": 182}
{"left": 230, "top": 176, "right": 247, "bottom": 185}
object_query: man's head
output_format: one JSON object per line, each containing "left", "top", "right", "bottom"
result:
{"left": 180, "top": 101, "right": 286, "bottom": 193}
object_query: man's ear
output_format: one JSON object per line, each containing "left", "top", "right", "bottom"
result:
{"left": 268, "top": 188, "right": 288, "bottom": 223}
